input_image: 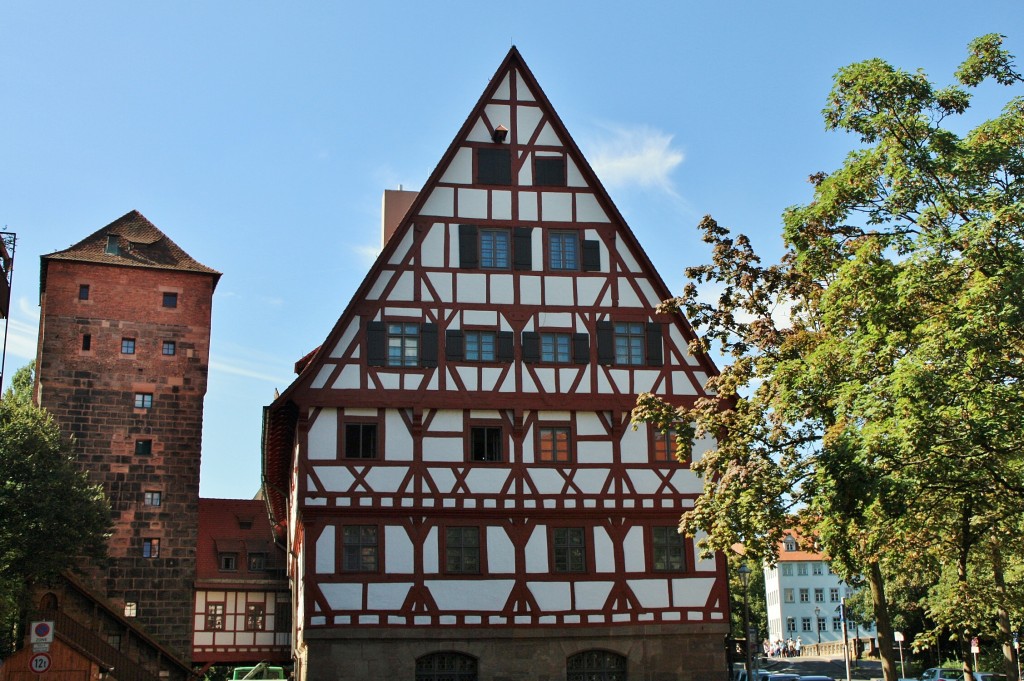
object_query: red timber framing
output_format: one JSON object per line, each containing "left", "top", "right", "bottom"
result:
{"left": 263, "top": 46, "right": 728, "bottom": 681}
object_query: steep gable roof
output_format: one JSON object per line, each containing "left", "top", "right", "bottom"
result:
{"left": 40, "top": 209, "right": 221, "bottom": 294}
{"left": 196, "top": 498, "right": 284, "bottom": 582}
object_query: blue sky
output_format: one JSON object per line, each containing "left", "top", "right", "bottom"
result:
{"left": 2, "top": 2, "right": 1020, "bottom": 499}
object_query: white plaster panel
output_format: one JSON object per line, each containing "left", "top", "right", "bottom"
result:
{"left": 384, "top": 306, "right": 420, "bottom": 317}
{"left": 426, "top": 579, "right": 513, "bottom": 611}
{"left": 462, "top": 310, "right": 498, "bottom": 326}
{"left": 194, "top": 631, "right": 212, "bottom": 645}
{"left": 571, "top": 469, "right": 609, "bottom": 494}
{"left": 311, "top": 364, "right": 333, "bottom": 390}
{"left": 378, "top": 373, "right": 400, "bottom": 390}
{"left": 517, "top": 106, "right": 544, "bottom": 148}
{"left": 390, "top": 271, "right": 415, "bottom": 301}
{"left": 693, "top": 433, "right": 715, "bottom": 464}
{"left": 419, "top": 224, "right": 446, "bottom": 269}
{"left": 575, "top": 413, "right": 606, "bottom": 437}
{"left": 427, "top": 467, "right": 457, "bottom": 493}
{"left": 619, "top": 423, "right": 648, "bottom": 463}
{"left": 484, "top": 104, "right": 511, "bottom": 130}
{"left": 672, "top": 371, "right": 699, "bottom": 395}
{"left": 307, "top": 408, "right": 337, "bottom": 460}
{"left": 481, "top": 367, "right": 504, "bottom": 391}
{"left": 567, "top": 157, "right": 586, "bottom": 187}
{"left": 576, "top": 442, "right": 613, "bottom": 463}
{"left": 526, "top": 526, "right": 548, "bottom": 573}
{"left": 388, "top": 228, "right": 414, "bottom": 266}
{"left": 630, "top": 579, "right": 671, "bottom": 608}
{"left": 575, "top": 277, "right": 603, "bottom": 305}
{"left": 529, "top": 469, "right": 567, "bottom": 494}
{"left": 594, "top": 527, "right": 615, "bottom": 573}
{"left": 421, "top": 187, "right": 455, "bottom": 217}
{"left": 330, "top": 321, "right": 359, "bottom": 359}
{"left": 456, "top": 367, "right": 479, "bottom": 391}
{"left": 315, "top": 466, "right": 355, "bottom": 492}
{"left": 536, "top": 312, "right": 573, "bottom": 328}
{"left": 669, "top": 471, "right": 703, "bottom": 494}
{"left": 536, "top": 410, "right": 571, "bottom": 421}
{"left": 576, "top": 193, "right": 609, "bottom": 222}
{"left": 536, "top": 121, "right": 561, "bottom": 146}
{"left": 320, "top": 583, "right": 362, "bottom": 609}
{"left": 487, "top": 527, "right": 515, "bottom": 572}
{"left": 671, "top": 577, "right": 716, "bottom": 607}
{"left": 543, "top": 276, "right": 574, "bottom": 305}
{"left": 464, "top": 468, "right": 510, "bottom": 494}
{"left": 492, "top": 190, "right": 512, "bottom": 220}
{"left": 385, "top": 410, "right": 413, "bottom": 461}
{"left": 457, "top": 188, "right": 488, "bottom": 219}
{"left": 623, "top": 527, "right": 645, "bottom": 572}
{"left": 468, "top": 410, "right": 501, "bottom": 418}
{"left": 521, "top": 433, "right": 535, "bottom": 464}
{"left": 541, "top": 192, "right": 573, "bottom": 222}
{"left": 531, "top": 229, "right": 544, "bottom": 268}
{"left": 457, "top": 273, "right": 488, "bottom": 304}
{"left": 521, "top": 372, "right": 540, "bottom": 393}
{"left": 424, "top": 527, "right": 439, "bottom": 573}
{"left": 518, "top": 156, "right": 533, "bottom": 186}
{"left": 316, "top": 526, "right": 335, "bottom": 574}
{"left": 618, "top": 282, "right": 643, "bottom": 309}
{"left": 637, "top": 278, "right": 661, "bottom": 307}
{"left": 345, "top": 407, "right": 377, "bottom": 417}
{"left": 617, "top": 240, "right": 642, "bottom": 273}
{"left": 607, "top": 369, "right": 631, "bottom": 393}
{"left": 366, "top": 269, "right": 394, "bottom": 301}
{"left": 518, "top": 192, "right": 538, "bottom": 221}
{"left": 559, "top": 367, "right": 584, "bottom": 389}
{"left": 668, "top": 326, "right": 694, "bottom": 366}
{"left": 495, "top": 72, "right": 511, "bottom": 100}
{"left": 694, "top": 372, "right": 710, "bottom": 392}
{"left": 366, "top": 581, "right": 413, "bottom": 606}
{"left": 520, "top": 276, "right": 542, "bottom": 305}
{"left": 428, "top": 410, "right": 463, "bottom": 431}
{"left": 467, "top": 119, "right": 491, "bottom": 144}
{"left": 515, "top": 70, "right": 535, "bottom": 101}
{"left": 694, "top": 532, "right": 717, "bottom": 571}
{"left": 385, "top": 526, "right": 414, "bottom": 574}
{"left": 440, "top": 148, "right": 473, "bottom": 185}
{"left": 574, "top": 581, "right": 613, "bottom": 610}
{"left": 364, "top": 468, "right": 405, "bottom": 493}
{"left": 490, "top": 274, "right": 514, "bottom": 304}
{"left": 529, "top": 582, "right": 572, "bottom": 611}
{"left": 426, "top": 271, "right": 453, "bottom": 301}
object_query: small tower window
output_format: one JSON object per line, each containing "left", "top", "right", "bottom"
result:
{"left": 121, "top": 338, "right": 136, "bottom": 355}
{"left": 162, "top": 340, "right": 176, "bottom": 356}
{"left": 82, "top": 334, "right": 91, "bottom": 351}
{"left": 135, "top": 439, "right": 152, "bottom": 455}
{"left": 78, "top": 284, "right": 90, "bottom": 300}
{"left": 162, "top": 292, "right": 178, "bottom": 308}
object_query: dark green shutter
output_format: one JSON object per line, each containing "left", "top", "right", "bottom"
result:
{"left": 446, "top": 329, "right": 464, "bottom": 361}
{"left": 497, "top": 331, "right": 514, "bottom": 362}
{"left": 582, "top": 240, "right": 601, "bottom": 271}
{"left": 420, "top": 323, "right": 438, "bottom": 367}
{"left": 367, "top": 321, "right": 386, "bottom": 367}
{"left": 514, "top": 227, "right": 533, "bottom": 271}
{"left": 596, "top": 321, "right": 614, "bottom": 365}
{"left": 522, "top": 332, "right": 540, "bottom": 363}
{"left": 573, "top": 333, "right": 590, "bottom": 365}
{"left": 646, "top": 323, "right": 664, "bottom": 366}
{"left": 459, "top": 225, "right": 478, "bottom": 268}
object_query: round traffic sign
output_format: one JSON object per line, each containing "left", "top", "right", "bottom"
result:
{"left": 32, "top": 623, "right": 50, "bottom": 638}
{"left": 30, "top": 652, "right": 51, "bottom": 673}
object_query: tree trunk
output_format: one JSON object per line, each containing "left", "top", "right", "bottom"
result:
{"left": 868, "top": 561, "right": 899, "bottom": 681}
{"left": 991, "top": 537, "right": 1018, "bottom": 681}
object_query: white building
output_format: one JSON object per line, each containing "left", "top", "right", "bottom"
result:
{"left": 763, "top": 532, "right": 873, "bottom": 647}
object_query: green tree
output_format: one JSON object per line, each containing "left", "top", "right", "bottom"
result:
{"left": 634, "top": 34, "right": 1024, "bottom": 681}
{"left": 0, "top": 363, "right": 111, "bottom": 655}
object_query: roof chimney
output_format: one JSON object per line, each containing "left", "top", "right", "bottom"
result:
{"left": 381, "top": 189, "right": 419, "bottom": 247}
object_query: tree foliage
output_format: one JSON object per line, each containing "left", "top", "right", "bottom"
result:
{"left": 0, "top": 363, "right": 111, "bottom": 655}
{"left": 634, "top": 34, "right": 1024, "bottom": 681}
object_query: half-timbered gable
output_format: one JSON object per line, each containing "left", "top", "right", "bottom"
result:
{"left": 263, "top": 47, "right": 728, "bottom": 681}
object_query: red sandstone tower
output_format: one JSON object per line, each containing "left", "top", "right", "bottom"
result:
{"left": 35, "top": 210, "right": 220, "bottom": 661}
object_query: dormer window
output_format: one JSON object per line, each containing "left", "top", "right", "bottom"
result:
{"left": 784, "top": 537, "right": 797, "bottom": 552}
{"left": 238, "top": 517, "right": 253, "bottom": 530}
{"left": 105, "top": 235, "right": 120, "bottom": 255}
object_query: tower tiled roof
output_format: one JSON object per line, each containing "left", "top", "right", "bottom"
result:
{"left": 41, "top": 210, "right": 221, "bottom": 293}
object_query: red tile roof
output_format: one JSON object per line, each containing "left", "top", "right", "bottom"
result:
{"left": 196, "top": 498, "right": 286, "bottom": 583}
{"left": 41, "top": 209, "right": 221, "bottom": 293}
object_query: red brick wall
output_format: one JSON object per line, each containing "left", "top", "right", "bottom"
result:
{"left": 35, "top": 259, "right": 216, "bottom": 661}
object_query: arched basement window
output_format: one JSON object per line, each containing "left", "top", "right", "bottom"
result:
{"left": 567, "top": 650, "right": 627, "bottom": 681}
{"left": 415, "top": 651, "right": 478, "bottom": 681}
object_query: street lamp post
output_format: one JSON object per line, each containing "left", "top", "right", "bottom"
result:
{"left": 815, "top": 606, "right": 821, "bottom": 645}
{"left": 739, "top": 564, "right": 753, "bottom": 679}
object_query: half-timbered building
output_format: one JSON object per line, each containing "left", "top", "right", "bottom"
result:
{"left": 262, "top": 47, "right": 729, "bottom": 681}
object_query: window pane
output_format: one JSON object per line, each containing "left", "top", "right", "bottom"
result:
{"left": 549, "top": 232, "right": 579, "bottom": 270}
{"left": 480, "top": 230, "right": 510, "bottom": 269}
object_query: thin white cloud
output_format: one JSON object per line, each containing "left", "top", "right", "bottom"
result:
{"left": 4, "top": 297, "right": 40, "bottom": 363}
{"left": 585, "top": 123, "right": 684, "bottom": 194}
{"left": 353, "top": 243, "right": 380, "bottom": 267}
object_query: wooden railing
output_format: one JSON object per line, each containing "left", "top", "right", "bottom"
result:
{"left": 34, "top": 610, "right": 162, "bottom": 681}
